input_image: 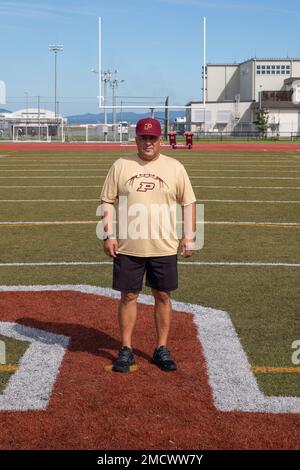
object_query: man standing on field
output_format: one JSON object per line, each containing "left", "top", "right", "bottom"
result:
{"left": 100, "top": 117, "right": 196, "bottom": 372}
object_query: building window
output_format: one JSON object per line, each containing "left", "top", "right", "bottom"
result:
{"left": 256, "top": 64, "right": 291, "bottom": 75}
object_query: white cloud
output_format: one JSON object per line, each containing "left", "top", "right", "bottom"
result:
{"left": 0, "top": 1, "right": 99, "bottom": 19}
{"left": 153, "top": 0, "right": 300, "bottom": 16}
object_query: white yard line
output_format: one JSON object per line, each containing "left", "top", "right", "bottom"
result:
{"left": 0, "top": 169, "right": 109, "bottom": 172}
{"left": 0, "top": 164, "right": 110, "bottom": 167}
{"left": 193, "top": 185, "right": 300, "bottom": 189}
{"left": 184, "top": 164, "right": 300, "bottom": 168}
{"left": 2, "top": 168, "right": 300, "bottom": 173}
{"left": 0, "top": 199, "right": 98, "bottom": 202}
{"left": 1, "top": 176, "right": 300, "bottom": 180}
{"left": 0, "top": 184, "right": 299, "bottom": 190}
{"left": 0, "top": 176, "right": 104, "bottom": 179}
{"left": 0, "top": 185, "right": 99, "bottom": 188}
{"left": 0, "top": 162, "right": 300, "bottom": 167}
{"left": 199, "top": 199, "right": 300, "bottom": 203}
{"left": 190, "top": 176, "right": 300, "bottom": 180}
{"left": 0, "top": 220, "right": 298, "bottom": 228}
{"left": 0, "top": 261, "right": 299, "bottom": 267}
{"left": 204, "top": 221, "right": 300, "bottom": 226}
{"left": 0, "top": 198, "right": 298, "bottom": 204}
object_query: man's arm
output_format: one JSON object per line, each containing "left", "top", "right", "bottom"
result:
{"left": 100, "top": 200, "right": 119, "bottom": 258}
{"left": 180, "top": 202, "right": 196, "bottom": 258}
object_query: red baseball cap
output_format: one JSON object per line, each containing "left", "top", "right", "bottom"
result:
{"left": 136, "top": 118, "right": 161, "bottom": 137}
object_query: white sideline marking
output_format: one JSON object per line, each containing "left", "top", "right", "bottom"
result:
{"left": 0, "top": 322, "right": 69, "bottom": 411}
{"left": 0, "top": 284, "right": 299, "bottom": 413}
{"left": 0, "top": 261, "right": 299, "bottom": 267}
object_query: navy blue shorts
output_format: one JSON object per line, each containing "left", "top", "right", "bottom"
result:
{"left": 113, "top": 253, "right": 178, "bottom": 292}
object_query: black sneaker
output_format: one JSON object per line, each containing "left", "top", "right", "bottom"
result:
{"left": 151, "top": 346, "right": 177, "bottom": 372}
{"left": 112, "top": 346, "right": 135, "bottom": 373}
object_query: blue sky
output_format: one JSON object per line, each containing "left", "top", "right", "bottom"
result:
{"left": 1, "top": 0, "right": 300, "bottom": 115}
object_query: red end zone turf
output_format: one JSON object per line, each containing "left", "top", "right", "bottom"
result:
{"left": 0, "top": 290, "right": 299, "bottom": 450}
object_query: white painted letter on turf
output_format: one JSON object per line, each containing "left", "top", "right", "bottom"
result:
{"left": 291, "top": 340, "right": 300, "bottom": 365}
{"left": 0, "top": 340, "right": 6, "bottom": 364}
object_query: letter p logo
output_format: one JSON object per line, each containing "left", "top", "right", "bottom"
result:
{"left": 137, "top": 182, "right": 155, "bottom": 192}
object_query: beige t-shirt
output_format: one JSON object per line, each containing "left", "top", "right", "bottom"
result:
{"left": 100, "top": 153, "right": 196, "bottom": 257}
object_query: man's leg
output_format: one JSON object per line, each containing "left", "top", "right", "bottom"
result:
{"left": 118, "top": 291, "right": 139, "bottom": 348}
{"left": 151, "top": 289, "right": 172, "bottom": 348}
{"left": 112, "top": 291, "right": 139, "bottom": 372}
{"left": 151, "top": 288, "right": 177, "bottom": 371}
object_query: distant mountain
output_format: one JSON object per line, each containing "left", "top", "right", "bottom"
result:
{"left": 0, "top": 108, "right": 10, "bottom": 113}
{"left": 65, "top": 111, "right": 186, "bottom": 124}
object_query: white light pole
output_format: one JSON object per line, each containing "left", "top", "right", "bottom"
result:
{"left": 49, "top": 45, "right": 64, "bottom": 119}
{"left": 203, "top": 16, "right": 206, "bottom": 106}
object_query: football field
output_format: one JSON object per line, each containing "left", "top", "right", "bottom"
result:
{"left": 0, "top": 145, "right": 299, "bottom": 449}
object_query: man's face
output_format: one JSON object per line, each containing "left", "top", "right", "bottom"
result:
{"left": 135, "top": 135, "right": 162, "bottom": 161}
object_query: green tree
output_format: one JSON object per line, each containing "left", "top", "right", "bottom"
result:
{"left": 254, "top": 108, "right": 269, "bottom": 136}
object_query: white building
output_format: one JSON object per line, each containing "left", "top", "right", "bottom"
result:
{"left": 1, "top": 108, "right": 67, "bottom": 140}
{"left": 186, "top": 58, "right": 300, "bottom": 136}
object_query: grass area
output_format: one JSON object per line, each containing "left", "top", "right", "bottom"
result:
{"left": 0, "top": 147, "right": 299, "bottom": 397}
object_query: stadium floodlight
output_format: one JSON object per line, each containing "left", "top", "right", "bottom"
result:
{"left": 49, "top": 44, "right": 64, "bottom": 118}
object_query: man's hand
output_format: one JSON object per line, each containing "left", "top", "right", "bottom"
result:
{"left": 180, "top": 238, "right": 195, "bottom": 258}
{"left": 103, "top": 238, "right": 119, "bottom": 258}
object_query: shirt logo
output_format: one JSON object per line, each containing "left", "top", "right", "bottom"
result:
{"left": 126, "top": 173, "right": 169, "bottom": 191}
{"left": 137, "top": 182, "right": 155, "bottom": 192}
